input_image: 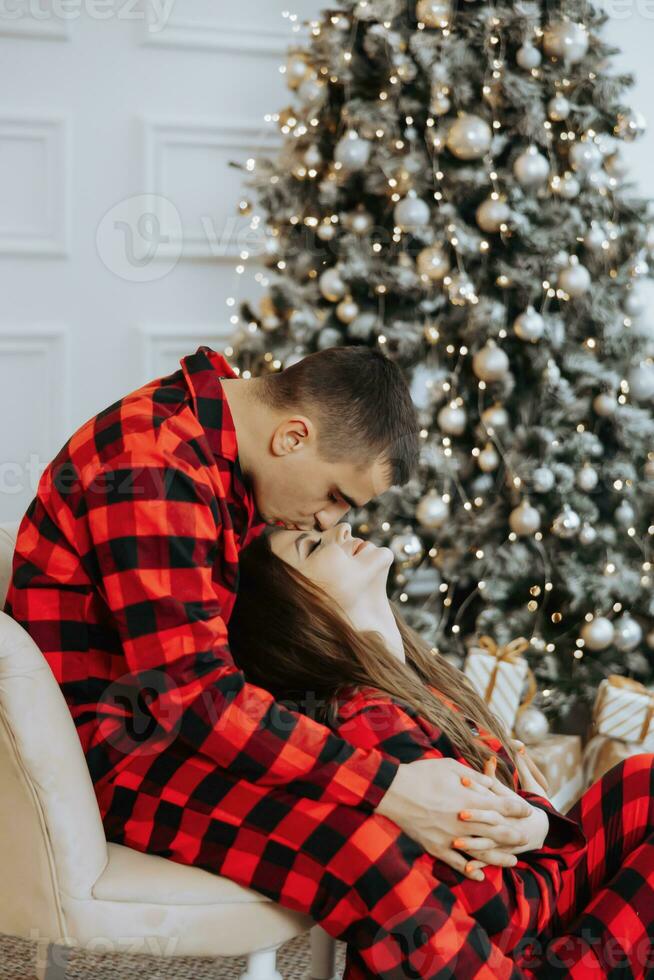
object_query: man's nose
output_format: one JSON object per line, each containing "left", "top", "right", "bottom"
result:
{"left": 315, "top": 502, "right": 350, "bottom": 531}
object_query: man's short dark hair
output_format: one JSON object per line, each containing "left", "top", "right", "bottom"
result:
{"left": 255, "top": 346, "right": 420, "bottom": 487}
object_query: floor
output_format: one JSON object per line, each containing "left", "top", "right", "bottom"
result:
{"left": 0, "top": 931, "right": 347, "bottom": 979}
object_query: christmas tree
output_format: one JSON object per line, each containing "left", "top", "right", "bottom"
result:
{"left": 228, "top": 0, "right": 654, "bottom": 733}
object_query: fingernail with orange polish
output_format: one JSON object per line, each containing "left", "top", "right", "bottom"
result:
{"left": 452, "top": 838, "right": 466, "bottom": 849}
{"left": 459, "top": 810, "right": 472, "bottom": 821}
{"left": 518, "top": 746, "right": 526, "bottom": 754}
{"left": 461, "top": 775, "right": 472, "bottom": 787}
{"left": 465, "top": 861, "right": 477, "bottom": 875}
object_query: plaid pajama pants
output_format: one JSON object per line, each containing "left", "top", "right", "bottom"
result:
{"left": 97, "top": 750, "right": 654, "bottom": 979}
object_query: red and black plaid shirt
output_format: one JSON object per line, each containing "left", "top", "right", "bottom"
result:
{"left": 4, "top": 346, "right": 398, "bottom": 807}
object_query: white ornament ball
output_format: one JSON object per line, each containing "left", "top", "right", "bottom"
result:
{"left": 516, "top": 43, "right": 542, "bottom": 70}
{"left": 514, "top": 706, "right": 549, "bottom": 745}
{"left": 319, "top": 267, "right": 346, "bottom": 302}
{"left": 390, "top": 532, "right": 424, "bottom": 566}
{"left": 593, "top": 391, "right": 617, "bottom": 417}
{"left": 317, "top": 222, "right": 337, "bottom": 242}
{"left": 613, "top": 614, "right": 643, "bottom": 652}
{"left": 543, "top": 20, "right": 590, "bottom": 64}
{"left": 416, "top": 492, "right": 449, "bottom": 529}
{"left": 351, "top": 211, "right": 372, "bottom": 235}
{"left": 437, "top": 402, "right": 467, "bottom": 436}
{"left": 624, "top": 291, "right": 644, "bottom": 317}
{"left": 394, "top": 193, "right": 431, "bottom": 231}
{"left": 569, "top": 140, "right": 602, "bottom": 174}
{"left": 304, "top": 144, "right": 322, "bottom": 168}
{"left": 576, "top": 465, "right": 598, "bottom": 492}
{"left": 476, "top": 196, "right": 511, "bottom": 233}
{"left": 417, "top": 244, "right": 450, "bottom": 281}
{"left": 615, "top": 500, "right": 635, "bottom": 527}
{"left": 509, "top": 501, "right": 541, "bottom": 536}
{"left": 554, "top": 173, "right": 581, "bottom": 199}
{"left": 628, "top": 363, "right": 654, "bottom": 402}
{"left": 416, "top": 0, "right": 451, "bottom": 28}
{"left": 316, "top": 326, "right": 342, "bottom": 350}
{"left": 473, "top": 343, "right": 510, "bottom": 382}
{"left": 585, "top": 223, "right": 607, "bottom": 251}
{"left": 478, "top": 443, "right": 500, "bottom": 472}
{"left": 558, "top": 262, "right": 591, "bottom": 297}
{"left": 552, "top": 506, "right": 581, "bottom": 538}
{"left": 336, "top": 297, "right": 360, "bottom": 324}
{"left": 581, "top": 617, "right": 615, "bottom": 651}
{"left": 481, "top": 403, "right": 509, "bottom": 430}
{"left": 446, "top": 114, "right": 493, "bottom": 161}
{"left": 548, "top": 94, "right": 570, "bottom": 121}
{"left": 430, "top": 91, "right": 451, "bottom": 116}
{"left": 513, "top": 146, "right": 550, "bottom": 188}
{"left": 533, "top": 466, "right": 555, "bottom": 493}
{"left": 579, "top": 523, "right": 598, "bottom": 545}
{"left": 335, "top": 131, "right": 372, "bottom": 171}
{"left": 514, "top": 306, "right": 545, "bottom": 343}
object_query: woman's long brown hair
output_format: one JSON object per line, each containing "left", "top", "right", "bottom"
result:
{"left": 228, "top": 526, "right": 520, "bottom": 787}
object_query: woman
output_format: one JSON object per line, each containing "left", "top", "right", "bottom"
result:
{"left": 229, "top": 520, "right": 654, "bottom": 979}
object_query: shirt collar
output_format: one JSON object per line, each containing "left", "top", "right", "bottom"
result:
{"left": 179, "top": 345, "right": 240, "bottom": 463}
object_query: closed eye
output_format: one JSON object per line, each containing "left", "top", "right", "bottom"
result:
{"left": 306, "top": 538, "right": 321, "bottom": 556}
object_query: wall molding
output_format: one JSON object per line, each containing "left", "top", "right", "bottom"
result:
{"left": 141, "top": 6, "right": 297, "bottom": 56}
{"left": 135, "top": 322, "right": 238, "bottom": 380}
{"left": 0, "top": 324, "right": 71, "bottom": 446}
{"left": 0, "top": 113, "right": 71, "bottom": 256}
{"left": 142, "top": 115, "right": 280, "bottom": 262}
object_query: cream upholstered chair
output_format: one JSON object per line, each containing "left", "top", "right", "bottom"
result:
{"left": 0, "top": 522, "right": 338, "bottom": 980}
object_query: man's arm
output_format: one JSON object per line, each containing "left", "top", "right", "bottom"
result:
{"left": 74, "top": 451, "right": 399, "bottom": 811}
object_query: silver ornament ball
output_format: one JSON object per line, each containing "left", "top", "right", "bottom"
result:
{"left": 514, "top": 706, "right": 549, "bottom": 745}
{"left": 319, "top": 267, "right": 346, "bottom": 302}
{"left": 543, "top": 20, "right": 589, "bottom": 64}
{"left": 514, "top": 306, "right": 545, "bottom": 343}
{"left": 533, "top": 466, "right": 555, "bottom": 493}
{"left": 473, "top": 343, "right": 510, "bottom": 382}
{"left": 437, "top": 402, "right": 467, "bottom": 436}
{"left": 514, "top": 146, "right": 550, "bottom": 188}
{"left": 581, "top": 617, "right": 615, "bottom": 651}
{"left": 509, "top": 501, "right": 541, "bottom": 536}
{"left": 613, "top": 614, "right": 643, "bottom": 652}
{"left": 476, "top": 196, "right": 511, "bottom": 233}
{"left": 417, "top": 244, "right": 450, "bottom": 281}
{"left": 394, "top": 193, "right": 431, "bottom": 232}
{"left": 416, "top": 492, "right": 450, "bottom": 529}
{"left": 446, "top": 114, "right": 493, "bottom": 161}
{"left": 552, "top": 506, "right": 581, "bottom": 538}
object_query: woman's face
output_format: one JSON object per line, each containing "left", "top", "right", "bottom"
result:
{"left": 269, "top": 521, "right": 394, "bottom": 612}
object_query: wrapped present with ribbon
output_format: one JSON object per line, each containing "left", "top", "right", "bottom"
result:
{"left": 528, "top": 734, "right": 584, "bottom": 815}
{"left": 464, "top": 635, "right": 536, "bottom": 734}
{"left": 583, "top": 733, "right": 650, "bottom": 787}
{"left": 591, "top": 674, "right": 654, "bottom": 750}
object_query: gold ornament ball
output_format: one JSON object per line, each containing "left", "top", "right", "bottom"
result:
{"left": 476, "top": 197, "right": 510, "bottom": 233}
{"left": 446, "top": 114, "right": 493, "bottom": 160}
{"left": 417, "top": 244, "right": 451, "bottom": 281}
{"left": 336, "top": 297, "right": 360, "bottom": 324}
{"left": 416, "top": 0, "right": 451, "bottom": 28}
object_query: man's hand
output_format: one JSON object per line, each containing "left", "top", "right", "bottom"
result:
{"left": 375, "top": 757, "right": 535, "bottom": 881}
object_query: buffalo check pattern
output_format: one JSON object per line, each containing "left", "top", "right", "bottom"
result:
{"left": 5, "top": 345, "right": 654, "bottom": 978}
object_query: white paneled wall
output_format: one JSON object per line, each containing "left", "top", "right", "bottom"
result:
{"left": 0, "top": 2, "right": 653, "bottom": 523}
{"left": 0, "top": 0, "right": 322, "bottom": 521}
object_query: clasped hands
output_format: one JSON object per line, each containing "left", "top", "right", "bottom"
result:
{"left": 376, "top": 740, "right": 551, "bottom": 881}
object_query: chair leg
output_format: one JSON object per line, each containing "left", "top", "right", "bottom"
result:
{"left": 310, "top": 925, "right": 337, "bottom": 980}
{"left": 240, "top": 946, "right": 283, "bottom": 980}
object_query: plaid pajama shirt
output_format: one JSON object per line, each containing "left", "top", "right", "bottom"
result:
{"left": 5, "top": 345, "right": 653, "bottom": 977}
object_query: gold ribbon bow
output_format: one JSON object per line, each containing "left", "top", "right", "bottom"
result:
{"left": 476, "top": 635, "right": 537, "bottom": 717}
{"left": 600, "top": 674, "right": 654, "bottom": 743}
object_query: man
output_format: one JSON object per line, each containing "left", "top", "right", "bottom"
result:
{"left": 5, "top": 344, "right": 536, "bottom": 977}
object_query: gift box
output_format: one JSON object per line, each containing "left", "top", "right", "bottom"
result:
{"left": 583, "top": 733, "right": 652, "bottom": 788}
{"left": 464, "top": 636, "right": 532, "bottom": 733}
{"left": 527, "top": 734, "right": 584, "bottom": 814}
{"left": 592, "top": 674, "right": 654, "bottom": 749}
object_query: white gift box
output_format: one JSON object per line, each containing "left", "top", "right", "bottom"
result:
{"left": 592, "top": 675, "right": 654, "bottom": 749}
{"left": 464, "top": 640, "right": 530, "bottom": 733}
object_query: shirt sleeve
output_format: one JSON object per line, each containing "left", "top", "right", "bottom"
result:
{"left": 78, "top": 452, "right": 399, "bottom": 811}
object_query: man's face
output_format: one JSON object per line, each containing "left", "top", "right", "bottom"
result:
{"left": 250, "top": 437, "right": 392, "bottom": 532}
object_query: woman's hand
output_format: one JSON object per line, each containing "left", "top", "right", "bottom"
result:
{"left": 452, "top": 754, "right": 549, "bottom": 865}
{"left": 376, "top": 757, "right": 535, "bottom": 881}
{"left": 510, "top": 739, "right": 551, "bottom": 798}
